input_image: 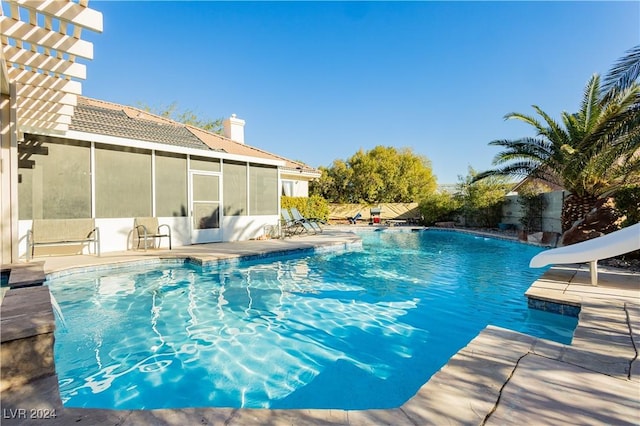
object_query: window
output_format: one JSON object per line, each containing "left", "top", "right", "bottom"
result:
{"left": 156, "top": 152, "right": 187, "bottom": 217}
{"left": 223, "top": 161, "right": 247, "bottom": 216}
{"left": 95, "top": 144, "right": 152, "bottom": 218}
{"left": 250, "top": 164, "right": 278, "bottom": 215}
{"left": 282, "top": 180, "right": 294, "bottom": 197}
{"left": 18, "top": 136, "right": 91, "bottom": 219}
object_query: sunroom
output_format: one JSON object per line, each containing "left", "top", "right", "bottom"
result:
{"left": 16, "top": 97, "right": 285, "bottom": 257}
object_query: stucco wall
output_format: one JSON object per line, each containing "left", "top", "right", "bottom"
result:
{"left": 18, "top": 214, "right": 280, "bottom": 259}
{"left": 222, "top": 215, "right": 280, "bottom": 241}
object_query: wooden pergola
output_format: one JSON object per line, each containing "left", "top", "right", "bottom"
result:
{"left": 1, "top": 0, "right": 102, "bottom": 264}
{"left": 1, "top": 0, "right": 103, "bottom": 133}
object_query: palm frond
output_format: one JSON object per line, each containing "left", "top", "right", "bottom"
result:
{"left": 575, "top": 74, "right": 602, "bottom": 133}
{"left": 531, "top": 106, "right": 570, "bottom": 146}
{"left": 586, "top": 84, "right": 640, "bottom": 152}
{"left": 504, "top": 111, "right": 544, "bottom": 131}
{"left": 473, "top": 161, "right": 538, "bottom": 182}
{"left": 489, "top": 138, "right": 553, "bottom": 165}
{"left": 586, "top": 75, "right": 605, "bottom": 133}
{"left": 562, "top": 112, "right": 585, "bottom": 147}
{"left": 602, "top": 45, "right": 640, "bottom": 96}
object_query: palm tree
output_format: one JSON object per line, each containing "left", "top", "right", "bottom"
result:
{"left": 475, "top": 73, "right": 639, "bottom": 232}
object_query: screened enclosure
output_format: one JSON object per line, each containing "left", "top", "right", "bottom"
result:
{"left": 18, "top": 135, "right": 279, "bottom": 224}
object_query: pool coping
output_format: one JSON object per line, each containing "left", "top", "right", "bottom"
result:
{"left": 1, "top": 229, "right": 638, "bottom": 425}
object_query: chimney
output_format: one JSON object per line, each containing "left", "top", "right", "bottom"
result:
{"left": 223, "top": 114, "right": 245, "bottom": 144}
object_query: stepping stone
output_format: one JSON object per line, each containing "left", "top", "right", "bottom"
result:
{"left": 6, "top": 262, "right": 46, "bottom": 288}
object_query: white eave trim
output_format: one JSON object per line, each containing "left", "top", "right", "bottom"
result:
{"left": 280, "top": 171, "right": 321, "bottom": 180}
{"left": 59, "top": 129, "right": 286, "bottom": 167}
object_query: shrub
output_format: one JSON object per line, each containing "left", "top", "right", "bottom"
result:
{"left": 418, "top": 192, "right": 461, "bottom": 225}
{"left": 281, "top": 195, "right": 329, "bottom": 221}
{"left": 457, "top": 168, "right": 509, "bottom": 228}
{"left": 517, "top": 187, "right": 548, "bottom": 232}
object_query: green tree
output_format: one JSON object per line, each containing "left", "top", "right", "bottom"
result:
{"left": 311, "top": 160, "right": 354, "bottom": 203}
{"left": 311, "top": 146, "right": 437, "bottom": 203}
{"left": 475, "top": 71, "right": 639, "bottom": 231}
{"left": 458, "top": 167, "right": 510, "bottom": 228}
{"left": 136, "top": 101, "right": 224, "bottom": 134}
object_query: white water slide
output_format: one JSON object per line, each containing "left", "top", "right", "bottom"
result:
{"left": 530, "top": 223, "right": 640, "bottom": 286}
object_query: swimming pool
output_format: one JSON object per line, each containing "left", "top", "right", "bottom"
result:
{"left": 48, "top": 229, "right": 577, "bottom": 410}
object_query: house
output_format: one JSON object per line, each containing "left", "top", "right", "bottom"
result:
{"left": 0, "top": 1, "right": 319, "bottom": 264}
{"left": 17, "top": 97, "right": 320, "bottom": 254}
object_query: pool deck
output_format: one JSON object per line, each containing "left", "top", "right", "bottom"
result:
{"left": 1, "top": 228, "right": 639, "bottom": 425}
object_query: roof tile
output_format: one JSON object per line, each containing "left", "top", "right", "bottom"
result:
{"left": 70, "top": 98, "right": 221, "bottom": 151}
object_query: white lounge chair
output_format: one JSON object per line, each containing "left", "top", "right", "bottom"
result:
{"left": 529, "top": 223, "right": 640, "bottom": 286}
{"left": 290, "top": 207, "right": 323, "bottom": 233}
{"left": 280, "top": 209, "right": 304, "bottom": 236}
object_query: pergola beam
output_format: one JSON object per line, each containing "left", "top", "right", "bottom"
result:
{"left": 0, "top": 16, "right": 94, "bottom": 59}
{"left": 16, "top": 86, "right": 77, "bottom": 105}
{"left": 17, "top": 98, "right": 74, "bottom": 115}
{"left": 19, "top": 119, "right": 69, "bottom": 132}
{"left": 18, "top": 108, "right": 72, "bottom": 125}
{"left": 8, "top": 67, "right": 82, "bottom": 94}
{"left": 3, "top": 45, "right": 87, "bottom": 79}
{"left": 9, "top": 0, "right": 103, "bottom": 33}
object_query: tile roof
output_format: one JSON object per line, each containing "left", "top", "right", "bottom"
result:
{"left": 70, "top": 98, "right": 219, "bottom": 151}
{"left": 71, "top": 97, "right": 320, "bottom": 176}
{"left": 186, "top": 126, "right": 320, "bottom": 175}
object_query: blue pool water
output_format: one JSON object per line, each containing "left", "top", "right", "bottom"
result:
{"left": 48, "top": 230, "right": 577, "bottom": 410}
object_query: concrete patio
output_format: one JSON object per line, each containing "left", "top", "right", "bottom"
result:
{"left": 1, "top": 229, "right": 638, "bottom": 425}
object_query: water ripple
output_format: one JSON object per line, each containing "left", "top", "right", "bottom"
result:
{"left": 50, "top": 231, "right": 577, "bottom": 410}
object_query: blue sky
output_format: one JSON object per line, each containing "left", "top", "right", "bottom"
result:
{"left": 83, "top": 1, "right": 639, "bottom": 184}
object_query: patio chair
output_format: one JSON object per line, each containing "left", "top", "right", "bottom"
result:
{"left": 290, "top": 207, "right": 323, "bottom": 233}
{"left": 347, "top": 212, "right": 362, "bottom": 224}
{"left": 281, "top": 209, "right": 304, "bottom": 236}
{"left": 134, "top": 217, "right": 172, "bottom": 250}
